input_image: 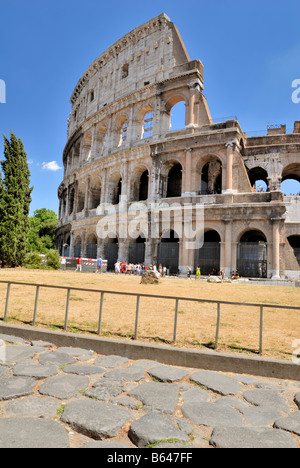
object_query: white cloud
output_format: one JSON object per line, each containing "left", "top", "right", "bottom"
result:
{"left": 42, "top": 161, "right": 62, "bottom": 171}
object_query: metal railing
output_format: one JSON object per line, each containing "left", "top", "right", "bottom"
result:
{"left": 0, "top": 280, "right": 299, "bottom": 355}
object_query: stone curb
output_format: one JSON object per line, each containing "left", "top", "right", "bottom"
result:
{"left": 0, "top": 322, "right": 299, "bottom": 381}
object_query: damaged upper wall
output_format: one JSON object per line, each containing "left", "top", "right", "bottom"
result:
{"left": 68, "top": 13, "right": 203, "bottom": 137}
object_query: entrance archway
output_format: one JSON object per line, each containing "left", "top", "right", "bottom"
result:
{"left": 105, "top": 238, "right": 119, "bottom": 271}
{"left": 157, "top": 230, "right": 179, "bottom": 275}
{"left": 195, "top": 230, "right": 220, "bottom": 275}
{"left": 129, "top": 236, "right": 146, "bottom": 264}
{"left": 287, "top": 235, "right": 300, "bottom": 265}
{"left": 238, "top": 230, "right": 267, "bottom": 278}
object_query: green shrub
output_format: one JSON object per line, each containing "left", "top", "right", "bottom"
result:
{"left": 45, "top": 249, "right": 61, "bottom": 270}
{"left": 24, "top": 252, "right": 43, "bottom": 269}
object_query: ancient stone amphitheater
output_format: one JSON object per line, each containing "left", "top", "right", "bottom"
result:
{"left": 56, "top": 13, "right": 300, "bottom": 279}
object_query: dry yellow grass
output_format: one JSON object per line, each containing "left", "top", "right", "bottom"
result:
{"left": 0, "top": 268, "right": 299, "bottom": 361}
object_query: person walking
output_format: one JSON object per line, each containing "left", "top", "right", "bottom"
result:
{"left": 96, "top": 256, "right": 102, "bottom": 274}
{"left": 75, "top": 255, "right": 82, "bottom": 272}
{"left": 195, "top": 265, "right": 201, "bottom": 280}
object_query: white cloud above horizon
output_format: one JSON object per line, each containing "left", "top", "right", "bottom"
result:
{"left": 42, "top": 161, "right": 62, "bottom": 171}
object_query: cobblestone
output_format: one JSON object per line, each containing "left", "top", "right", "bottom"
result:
{"left": 0, "top": 334, "right": 299, "bottom": 448}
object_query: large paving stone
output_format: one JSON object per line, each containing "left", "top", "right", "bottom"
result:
{"left": 147, "top": 365, "right": 190, "bottom": 383}
{"left": 0, "top": 376, "right": 36, "bottom": 401}
{"left": 182, "top": 387, "right": 211, "bottom": 404}
{"left": 103, "top": 366, "right": 145, "bottom": 382}
{"left": 128, "top": 381, "right": 179, "bottom": 414}
{"left": 0, "top": 345, "right": 37, "bottom": 365}
{"left": 242, "top": 389, "right": 290, "bottom": 412}
{"left": 39, "top": 374, "right": 89, "bottom": 399}
{"left": 274, "top": 412, "right": 300, "bottom": 436}
{"left": 13, "top": 360, "right": 58, "bottom": 379}
{"left": 62, "top": 364, "right": 106, "bottom": 375}
{"left": 0, "top": 417, "right": 70, "bottom": 448}
{"left": 181, "top": 402, "right": 244, "bottom": 427}
{"left": 241, "top": 406, "right": 282, "bottom": 427}
{"left": 210, "top": 426, "right": 298, "bottom": 448}
{"left": 94, "top": 355, "right": 130, "bottom": 368}
{"left": 190, "top": 370, "right": 242, "bottom": 396}
{"left": 61, "top": 399, "right": 133, "bottom": 439}
{"left": 4, "top": 396, "right": 59, "bottom": 418}
{"left": 129, "top": 413, "right": 190, "bottom": 448}
{"left": 38, "top": 350, "right": 76, "bottom": 366}
{"left": 295, "top": 392, "right": 300, "bottom": 410}
{"left": 85, "top": 386, "right": 123, "bottom": 401}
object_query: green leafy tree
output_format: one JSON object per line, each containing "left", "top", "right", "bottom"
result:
{"left": 27, "top": 208, "right": 58, "bottom": 254}
{"left": 0, "top": 132, "right": 33, "bottom": 267}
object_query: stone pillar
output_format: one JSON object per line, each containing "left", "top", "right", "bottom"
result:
{"left": 223, "top": 219, "right": 232, "bottom": 278}
{"left": 84, "top": 177, "right": 90, "bottom": 214}
{"left": 182, "top": 149, "right": 194, "bottom": 196}
{"left": 224, "top": 142, "right": 234, "bottom": 193}
{"left": 271, "top": 219, "right": 281, "bottom": 280}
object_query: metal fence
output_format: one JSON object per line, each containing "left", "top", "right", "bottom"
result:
{"left": 0, "top": 280, "right": 299, "bottom": 355}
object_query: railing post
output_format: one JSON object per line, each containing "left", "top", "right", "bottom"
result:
{"left": 173, "top": 298, "right": 179, "bottom": 343}
{"left": 64, "top": 288, "right": 71, "bottom": 330}
{"left": 32, "top": 285, "right": 40, "bottom": 326}
{"left": 259, "top": 305, "right": 264, "bottom": 355}
{"left": 134, "top": 295, "right": 140, "bottom": 340}
{"left": 215, "top": 302, "right": 221, "bottom": 350}
{"left": 3, "top": 282, "right": 11, "bottom": 321}
{"left": 98, "top": 292, "right": 104, "bottom": 335}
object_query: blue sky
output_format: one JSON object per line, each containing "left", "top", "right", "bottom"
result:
{"left": 0, "top": 0, "right": 300, "bottom": 215}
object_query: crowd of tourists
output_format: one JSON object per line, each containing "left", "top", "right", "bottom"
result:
{"left": 112, "top": 262, "right": 168, "bottom": 276}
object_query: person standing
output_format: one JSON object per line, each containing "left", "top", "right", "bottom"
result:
{"left": 96, "top": 256, "right": 102, "bottom": 274}
{"left": 75, "top": 255, "right": 82, "bottom": 272}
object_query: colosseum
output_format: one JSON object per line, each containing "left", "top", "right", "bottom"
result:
{"left": 56, "top": 13, "right": 300, "bottom": 280}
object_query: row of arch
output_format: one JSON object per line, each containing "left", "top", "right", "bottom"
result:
{"left": 59, "top": 156, "right": 223, "bottom": 219}
{"left": 60, "top": 228, "right": 300, "bottom": 277}
{"left": 65, "top": 99, "right": 188, "bottom": 176}
{"left": 248, "top": 163, "right": 300, "bottom": 194}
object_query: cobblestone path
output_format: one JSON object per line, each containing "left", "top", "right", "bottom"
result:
{"left": 0, "top": 333, "right": 299, "bottom": 448}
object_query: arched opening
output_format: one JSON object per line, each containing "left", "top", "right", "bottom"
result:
{"left": 105, "top": 237, "right": 119, "bottom": 271}
{"left": 201, "top": 159, "right": 222, "bottom": 194}
{"left": 95, "top": 124, "right": 108, "bottom": 156}
{"left": 107, "top": 173, "right": 122, "bottom": 205}
{"left": 248, "top": 167, "right": 269, "bottom": 192}
{"left": 157, "top": 230, "right": 179, "bottom": 275}
{"left": 287, "top": 235, "right": 300, "bottom": 265}
{"left": 87, "top": 234, "right": 97, "bottom": 259}
{"left": 77, "top": 185, "right": 85, "bottom": 213}
{"left": 282, "top": 164, "right": 300, "bottom": 195}
{"left": 170, "top": 101, "right": 186, "bottom": 131}
{"left": 89, "top": 178, "right": 101, "bottom": 210}
{"left": 74, "top": 236, "right": 82, "bottom": 258}
{"left": 64, "top": 235, "right": 70, "bottom": 257}
{"left": 167, "top": 163, "right": 182, "bottom": 198}
{"left": 238, "top": 230, "right": 267, "bottom": 278}
{"left": 129, "top": 235, "right": 146, "bottom": 264}
{"left": 139, "top": 170, "right": 149, "bottom": 201}
{"left": 68, "top": 187, "right": 75, "bottom": 215}
{"left": 195, "top": 230, "right": 221, "bottom": 275}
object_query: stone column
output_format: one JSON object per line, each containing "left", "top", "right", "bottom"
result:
{"left": 182, "top": 148, "right": 196, "bottom": 196}
{"left": 224, "top": 142, "right": 234, "bottom": 193}
{"left": 271, "top": 219, "right": 281, "bottom": 280}
{"left": 223, "top": 219, "right": 232, "bottom": 278}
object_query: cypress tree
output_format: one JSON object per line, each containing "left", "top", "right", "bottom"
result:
{"left": 0, "top": 132, "right": 33, "bottom": 267}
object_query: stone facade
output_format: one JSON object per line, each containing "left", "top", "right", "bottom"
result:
{"left": 56, "top": 13, "right": 300, "bottom": 279}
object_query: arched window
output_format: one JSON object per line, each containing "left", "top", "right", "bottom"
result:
{"left": 142, "top": 111, "right": 154, "bottom": 138}
{"left": 166, "top": 164, "right": 182, "bottom": 198}
{"left": 121, "top": 122, "right": 128, "bottom": 146}
{"left": 238, "top": 230, "right": 267, "bottom": 278}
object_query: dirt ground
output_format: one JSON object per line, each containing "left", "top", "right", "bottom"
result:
{"left": 0, "top": 268, "right": 299, "bottom": 361}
